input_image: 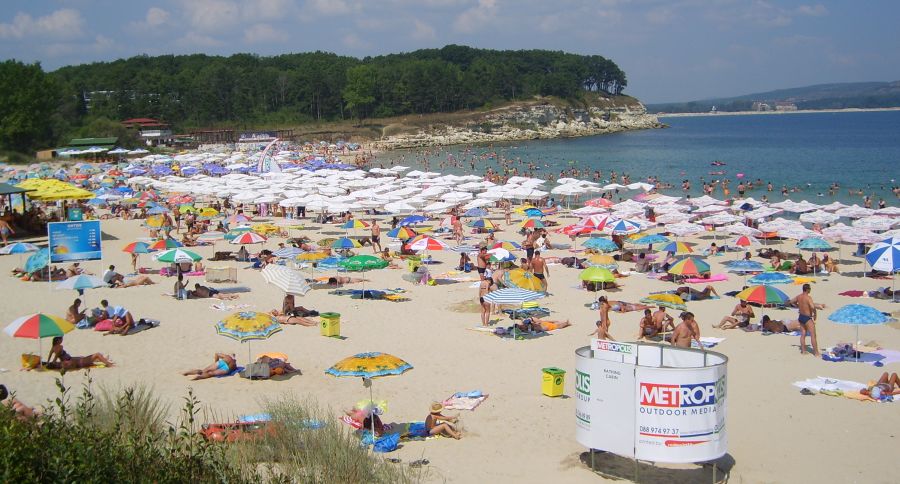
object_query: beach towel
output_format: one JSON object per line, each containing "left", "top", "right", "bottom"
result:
{"left": 684, "top": 274, "right": 728, "bottom": 283}
{"left": 126, "top": 319, "right": 160, "bottom": 335}
{"left": 839, "top": 290, "right": 866, "bottom": 297}
{"left": 442, "top": 392, "right": 488, "bottom": 411}
{"left": 93, "top": 319, "right": 115, "bottom": 332}
{"left": 216, "top": 286, "right": 252, "bottom": 294}
{"left": 210, "top": 303, "right": 253, "bottom": 311}
{"left": 217, "top": 366, "right": 244, "bottom": 378}
{"left": 793, "top": 377, "right": 897, "bottom": 403}
{"left": 821, "top": 346, "right": 887, "bottom": 366}
{"left": 692, "top": 337, "right": 725, "bottom": 349}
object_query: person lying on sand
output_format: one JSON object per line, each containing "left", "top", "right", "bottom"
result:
{"left": 46, "top": 336, "right": 114, "bottom": 370}
{"left": 521, "top": 316, "right": 570, "bottom": 332}
{"left": 675, "top": 285, "right": 719, "bottom": 301}
{"left": 273, "top": 314, "right": 317, "bottom": 326}
{"left": 426, "top": 402, "right": 461, "bottom": 440}
{"left": 326, "top": 276, "right": 369, "bottom": 286}
{"left": 182, "top": 353, "right": 236, "bottom": 380}
{"left": 189, "top": 283, "right": 239, "bottom": 300}
{"left": 861, "top": 373, "right": 900, "bottom": 400}
{"left": 608, "top": 300, "right": 654, "bottom": 313}
{"left": 755, "top": 315, "right": 803, "bottom": 333}
{"left": 0, "top": 385, "right": 40, "bottom": 420}
{"left": 255, "top": 355, "right": 300, "bottom": 376}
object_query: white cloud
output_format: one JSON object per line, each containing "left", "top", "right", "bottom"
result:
{"left": 411, "top": 19, "right": 436, "bottom": 41}
{"left": 244, "top": 23, "right": 289, "bottom": 43}
{"left": 796, "top": 4, "right": 828, "bottom": 17}
{"left": 0, "top": 8, "right": 84, "bottom": 40}
{"left": 453, "top": 0, "right": 498, "bottom": 33}
{"left": 176, "top": 31, "right": 225, "bottom": 48}
{"left": 145, "top": 7, "right": 170, "bottom": 27}
{"left": 180, "top": 0, "right": 241, "bottom": 32}
{"left": 307, "top": 0, "right": 353, "bottom": 16}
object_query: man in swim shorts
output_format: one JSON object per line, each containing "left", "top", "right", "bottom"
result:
{"left": 789, "top": 283, "right": 825, "bottom": 356}
{"left": 531, "top": 250, "right": 549, "bottom": 290}
{"left": 476, "top": 246, "right": 488, "bottom": 276}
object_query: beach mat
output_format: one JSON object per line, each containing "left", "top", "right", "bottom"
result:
{"left": 442, "top": 393, "right": 488, "bottom": 411}
{"left": 125, "top": 319, "right": 160, "bottom": 335}
{"left": 216, "top": 286, "right": 252, "bottom": 294}
{"left": 793, "top": 377, "right": 897, "bottom": 403}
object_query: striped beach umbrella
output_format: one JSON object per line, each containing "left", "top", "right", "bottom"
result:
{"left": 503, "top": 269, "right": 546, "bottom": 292}
{"left": 520, "top": 218, "right": 545, "bottom": 229}
{"left": 468, "top": 218, "right": 497, "bottom": 230}
{"left": 261, "top": 265, "right": 311, "bottom": 296}
{"left": 398, "top": 215, "right": 427, "bottom": 227}
{"left": 230, "top": 231, "right": 267, "bottom": 245}
{"left": 273, "top": 246, "right": 303, "bottom": 258}
{"left": 487, "top": 247, "right": 514, "bottom": 263}
{"left": 155, "top": 248, "right": 202, "bottom": 263}
{"left": 341, "top": 219, "right": 370, "bottom": 229}
{"left": 606, "top": 219, "right": 643, "bottom": 235}
{"left": 407, "top": 236, "right": 449, "bottom": 252}
{"left": 5, "top": 313, "right": 74, "bottom": 339}
{"left": 492, "top": 241, "right": 522, "bottom": 251}
{"left": 579, "top": 214, "right": 610, "bottom": 230}
{"left": 122, "top": 241, "right": 152, "bottom": 254}
{"left": 149, "top": 238, "right": 182, "bottom": 250}
{"left": 659, "top": 241, "right": 694, "bottom": 254}
{"left": 227, "top": 213, "right": 252, "bottom": 226}
{"left": 667, "top": 257, "right": 710, "bottom": 277}
{"left": 482, "top": 288, "right": 545, "bottom": 305}
{"left": 866, "top": 237, "right": 900, "bottom": 272}
{"left": 736, "top": 285, "right": 790, "bottom": 305}
{"left": 387, "top": 227, "right": 418, "bottom": 239}
{"left": 0, "top": 242, "right": 39, "bottom": 255}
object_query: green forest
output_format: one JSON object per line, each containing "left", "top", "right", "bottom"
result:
{"left": 0, "top": 45, "right": 627, "bottom": 154}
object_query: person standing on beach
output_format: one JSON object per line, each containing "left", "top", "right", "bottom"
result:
{"left": 370, "top": 219, "right": 381, "bottom": 253}
{"left": 0, "top": 219, "right": 14, "bottom": 246}
{"left": 478, "top": 276, "right": 493, "bottom": 327}
{"left": 531, "top": 250, "right": 548, "bottom": 290}
{"left": 789, "top": 283, "right": 825, "bottom": 356}
{"left": 671, "top": 312, "right": 701, "bottom": 348}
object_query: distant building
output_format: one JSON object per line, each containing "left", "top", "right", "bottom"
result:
{"left": 774, "top": 102, "right": 798, "bottom": 111}
{"left": 752, "top": 102, "right": 771, "bottom": 112}
{"left": 122, "top": 118, "right": 173, "bottom": 146}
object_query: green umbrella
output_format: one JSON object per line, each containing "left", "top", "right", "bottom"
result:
{"left": 340, "top": 255, "right": 388, "bottom": 271}
{"left": 156, "top": 248, "right": 202, "bottom": 263}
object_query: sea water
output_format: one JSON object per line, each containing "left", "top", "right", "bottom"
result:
{"left": 383, "top": 110, "right": 900, "bottom": 205}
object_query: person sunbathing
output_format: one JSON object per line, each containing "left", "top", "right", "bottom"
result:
{"left": 46, "top": 336, "right": 114, "bottom": 370}
{"left": 715, "top": 300, "right": 755, "bottom": 329}
{"left": 273, "top": 314, "right": 317, "bottom": 326}
{"left": 524, "top": 316, "right": 570, "bottom": 331}
{"left": 182, "top": 353, "right": 236, "bottom": 380}
{"left": 675, "top": 285, "right": 719, "bottom": 301}
{"left": 758, "top": 315, "right": 803, "bottom": 333}
{"left": 0, "top": 385, "right": 40, "bottom": 420}
{"left": 255, "top": 355, "right": 299, "bottom": 376}
{"left": 189, "top": 283, "right": 239, "bottom": 300}
{"left": 861, "top": 373, "right": 900, "bottom": 400}
{"left": 426, "top": 402, "right": 461, "bottom": 440}
{"left": 822, "top": 254, "right": 838, "bottom": 273}
{"left": 791, "top": 256, "right": 811, "bottom": 275}
{"left": 326, "top": 276, "right": 368, "bottom": 286}
{"left": 381, "top": 249, "right": 400, "bottom": 269}
{"left": 105, "top": 308, "right": 136, "bottom": 335}
{"left": 608, "top": 300, "right": 654, "bottom": 313}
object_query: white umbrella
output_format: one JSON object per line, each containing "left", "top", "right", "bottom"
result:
{"left": 261, "top": 265, "right": 311, "bottom": 296}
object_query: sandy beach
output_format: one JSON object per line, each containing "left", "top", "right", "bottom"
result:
{"left": 1, "top": 204, "right": 899, "bottom": 482}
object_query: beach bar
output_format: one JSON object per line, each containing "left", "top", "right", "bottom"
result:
{"left": 575, "top": 341, "right": 728, "bottom": 466}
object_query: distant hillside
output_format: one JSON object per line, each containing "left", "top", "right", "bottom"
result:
{"left": 647, "top": 81, "right": 900, "bottom": 113}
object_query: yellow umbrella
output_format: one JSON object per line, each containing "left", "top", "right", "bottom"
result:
{"left": 251, "top": 223, "right": 280, "bottom": 235}
{"left": 503, "top": 268, "right": 547, "bottom": 292}
{"left": 639, "top": 293, "right": 687, "bottom": 310}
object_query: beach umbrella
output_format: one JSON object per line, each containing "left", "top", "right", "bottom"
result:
{"left": 398, "top": 215, "right": 427, "bottom": 227}
{"left": 503, "top": 269, "right": 547, "bottom": 292}
{"left": 747, "top": 272, "right": 794, "bottom": 285}
{"left": 341, "top": 219, "right": 370, "bottom": 230}
{"left": 24, "top": 248, "right": 50, "bottom": 273}
{"left": 5, "top": 313, "right": 75, "bottom": 364}
{"left": 407, "top": 236, "right": 448, "bottom": 252}
{"left": 492, "top": 241, "right": 522, "bottom": 251}
{"left": 340, "top": 255, "right": 389, "bottom": 272}
{"left": 261, "top": 265, "right": 311, "bottom": 296}
{"left": 216, "top": 311, "right": 282, "bottom": 370}
{"left": 387, "top": 227, "right": 417, "bottom": 239}
{"left": 144, "top": 215, "right": 165, "bottom": 228}
{"left": 198, "top": 231, "right": 225, "bottom": 243}
{"left": 273, "top": 246, "right": 303, "bottom": 258}
{"left": 0, "top": 242, "right": 39, "bottom": 255}
{"left": 632, "top": 234, "right": 670, "bottom": 246}
{"left": 223, "top": 226, "right": 253, "bottom": 241}
{"left": 639, "top": 293, "right": 687, "bottom": 311}
{"left": 332, "top": 237, "right": 362, "bottom": 250}
{"left": 736, "top": 285, "right": 790, "bottom": 306}
{"left": 667, "top": 257, "right": 710, "bottom": 277}
{"left": 147, "top": 206, "right": 169, "bottom": 215}
{"left": 464, "top": 207, "right": 489, "bottom": 217}
{"left": 797, "top": 237, "right": 833, "bottom": 251}
{"left": 732, "top": 235, "right": 760, "bottom": 248}
{"left": 520, "top": 218, "right": 545, "bottom": 229}
{"left": 579, "top": 214, "right": 610, "bottom": 230}
{"left": 122, "top": 241, "right": 152, "bottom": 254}
{"left": 226, "top": 213, "right": 252, "bottom": 226}
{"left": 725, "top": 260, "right": 765, "bottom": 272}
{"left": 482, "top": 288, "right": 545, "bottom": 305}
{"left": 297, "top": 251, "right": 328, "bottom": 263}
{"left": 230, "top": 231, "right": 267, "bottom": 245}
{"left": 468, "top": 218, "right": 497, "bottom": 230}
{"left": 606, "top": 219, "right": 643, "bottom": 235}
{"left": 866, "top": 237, "right": 900, "bottom": 273}
{"left": 582, "top": 237, "right": 618, "bottom": 252}
{"left": 55, "top": 274, "right": 107, "bottom": 292}
{"left": 579, "top": 266, "right": 615, "bottom": 287}
{"left": 827, "top": 304, "right": 893, "bottom": 348}
{"left": 156, "top": 248, "right": 202, "bottom": 263}
{"left": 326, "top": 352, "right": 413, "bottom": 439}
{"left": 559, "top": 224, "right": 595, "bottom": 237}
{"left": 585, "top": 254, "right": 618, "bottom": 270}
{"left": 487, "top": 247, "right": 514, "bottom": 263}
{"left": 585, "top": 197, "right": 614, "bottom": 208}
{"left": 149, "top": 238, "right": 182, "bottom": 250}
{"left": 658, "top": 241, "right": 694, "bottom": 255}
{"left": 197, "top": 207, "right": 219, "bottom": 219}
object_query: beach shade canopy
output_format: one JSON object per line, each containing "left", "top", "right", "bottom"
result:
{"left": 464, "top": 207, "right": 489, "bottom": 217}
{"left": 398, "top": 215, "right": 427, "bottom": 226}
{"left": 579, "top": 266, "right": 615, "bottom": 283}
{"left": 468, "top": 218, "right": 496, "bottom": 230}
{"left": 122, "top": 241, "right": 153, "bottom": 254}
{"left": 503, "top": 269, "right": 547, "bottom": 292}
{"left": 216, "top": 311, "right": 282, "bottom": 366}
{"left": 341, "top": 219, "right": 370, "bottom": 229}
{"left": 726, "top": 260, "right": 765, "bottom": 273}
{"left": 408, "top": 236, "right": 448, "bottom": 252}
{"left": 227, "top": 213, "right": 252, "bottom": 226}
{"left": 797, "top": 237, "right": 833, "bottom": 251}
{"left": 632, "top": 234, "right": 671, "bottom": 246}
{"left": 639, "top": 293, "right": 687, "bottom": 311}
{"left": 520, "top": 218, "right": 545, "bottom": 229}
{"left": 667, "top": 257, "right": 710, "bottom": 276}
{"left": 559, "top": 224, "right": 595, "bottom": 236}
{"left": 0, "top": 242, "right": 39, "bottom": 255}
{"left": 332, "top": 237, "right": 362, "bottom": 250}
{"left": 340, "top": 255, "right": 389, "bottom": 271}
{"left": 606, "top": 219, "right": 643, "bottom": 235}
{"left": 326, "top": 352, "right": 413, "bottom": 379}
{"left": 732, "top": 235, "right": 760, "bottom": 247}
{"left": 296, "top": 251, "right": 328, "bottom": 262}
{"left": 198, "top": 231, "right": 225, "bottom": 242}
{"left": 224, "top": 226, "right": 254, "bottom": 240}
{"left": 487, "top": 248, "right": 515, "bottom": 263}
{"left": 482, "top": 288, "right": 546, "bottom": 305}
{"left": 55, "top": 274, "right": 107, "bottom": 292}
{"left": 273, "top": 246, "right": 303, "bottom": 258}
{"left": 230, "top": 231, "right": 267, "bottom": 245}
{"left": 261, "top": 265, "right": 311, "bottom": 296}
{"left": 155, "top": 248, "right": 202, "bottom": 263}
{"left": 747, "top": 272, "right": 795, "bottom": 285}
{"left": 147, "top": 206, "right": 169, "bottom": 215}
{"left": 387, "top": 227, "right": 417, "bottom": 239}
{"left": 492, "top": 241, "right": 522, "bottom": 251}
{"left": 24, "top": 248, "right": 50, "bottom": 273}
{"left": 585, "top": 197, "right": 614, "bottom": 208}
{"left": 582, "top": 237, "right": 619, "bottom": 252}
{"left": 149, "top": 238, "right": 182, "bottom": 250}
{"left": 579, "top": 214, "right": 610, "bottom": 229}
{"left": 659, "top": 241, "right": 694, "bottom": 255}
{"left": 828, "top": 304, "right": 893, "bottom": 346}
{"left": 736, "top": 285, "right": 790, "bottom": 305}
{"left": 585, "top": 254, "right": 618, "bottom": 270}
{"left": 5, "top": 313, "right": 74, "bottom": 339}
{"left": 143, "top": 215, "right": 165, "bottom": 228}
{"left": 197, "top": 207, "right": 219, "bottom": 219}
{"left": 866, "top": 237, "right": 900, "bottom": 272}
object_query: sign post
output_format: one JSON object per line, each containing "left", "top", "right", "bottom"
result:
{"left": 48, "top": 221, "right": 103, "bottom": 263}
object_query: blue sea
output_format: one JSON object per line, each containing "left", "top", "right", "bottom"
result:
{"left": 382, "top": 110, "right": 900, "bottom": 205}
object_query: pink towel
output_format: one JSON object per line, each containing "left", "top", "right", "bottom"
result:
{"left": 685, "top": 274, "right": 728, "bottom": 283}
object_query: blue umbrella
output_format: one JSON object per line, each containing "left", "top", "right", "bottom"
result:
{"left": 631, "top": 234, "right": 671, "bottom": 246}
{"left": 828, "top": 304, "right": 893, "bottom": 349}
{"left": 398, "top": 215, "right": 427, "bottom": 227}
{"left": 523, "top": 208, "right": 544, "bottom": 217}
{"left": 797, "top": 237, "right": 833, "bottom": 251}
{"left": 582, "top": 237, "right": 618, "bottom": 252}
{"left": 464, "top": 208, "right": 488, "bottom": 217}
{"left": 0, "top": 242, "right": 40, "bottom": 255}
{"left": 866, "top": 236, "right": 900, "bottom": 273}
{"left": 55, "top": 274, "right": 107, "bottom": 291}
{"left": 725, "top": 260, "right": 765, "bottom": 272}
{"left": 332, "top": 237, "right": 361, "bottom": 250}
{"left": 147, "top": 206, "right": 169, "bottom": 215}
{"left": 748, "top": 272, "right": 794, "bottom": 285}
{"left": 606, "top": 219, "right": 643, "bottom": 235}
{"left": 24, "top": 248, "right": 50, "bottom": 273}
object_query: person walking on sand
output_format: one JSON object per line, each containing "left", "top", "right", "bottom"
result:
{"left": 0, "top": 219, "right": 14, "bottom": 246}
{"left": 370, "top": 219, "right": 381, "bottom": 253}
{"left": 789, "top": 283, "right": 825, "bottom": 356}
{"left": 531, "top": 250, "right": 549, "bottom": 290}
{"left": 478, "top": 275, "right": 493, "bottom": 327}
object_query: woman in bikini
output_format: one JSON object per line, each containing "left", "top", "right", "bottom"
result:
{"left": 46, "top": 336, "right": 114, "bottom": 370}
{"left": 182, "top": 353, "right": 236, "bottom": 380}
{"left": 860, "top": 373, "right": 900, "bottom": 400}
{"left": 608, "top": 300, "right": 654, "bottom": 313}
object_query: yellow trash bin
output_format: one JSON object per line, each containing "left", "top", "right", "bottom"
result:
{"left": 541, "top": 367, "right": 566, "bottom": 397}
{"left": 319, "top": 312, "right": 341, "bottom": 337}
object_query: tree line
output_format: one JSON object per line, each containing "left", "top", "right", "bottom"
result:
{"left": 0, "top": 45, "right": 627, "bottom": 153}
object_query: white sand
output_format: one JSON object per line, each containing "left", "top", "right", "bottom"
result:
{"left": 1, "top": 215, "right": 899, "bottom": 482}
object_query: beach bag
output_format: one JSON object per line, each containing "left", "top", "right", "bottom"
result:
{"left": 240, "top": 362, "right": 271, "bottom": 380}
{"left": 373, "top": 433, "right": 400, "bottom": 453}
{"left": 94, "top": 319, "right": 115, "bottom": 332}
{"left": 21, "top": 353, "right": 40, "bottom": 369}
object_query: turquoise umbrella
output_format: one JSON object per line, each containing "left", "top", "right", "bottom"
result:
{"left": 828, "top": 304, "right": 892, "bottom": 349}
{"left": 24, "top": 248, "right": 50, "bottom": 273}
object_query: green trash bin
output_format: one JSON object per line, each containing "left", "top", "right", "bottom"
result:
{"left": 542, "top": 367, "right": 565, "bottom": 397}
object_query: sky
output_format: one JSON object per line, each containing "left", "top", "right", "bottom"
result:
{"left": 1, "top": 0, "right": 899, "bottom": 103}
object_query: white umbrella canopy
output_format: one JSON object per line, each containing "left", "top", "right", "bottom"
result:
{"left": 724, "top": 223, "right": 763, "bottom": 237}
{"left": 799, "top": 210, "right": 840, "bottom": 225}
{"left": 819, "top": 201, "right": 849, "bottom": 212}
{"left": 701, "top": 213, "right": 741, "bottom": 225}
{"left": 852, "top": 216, "right": 897, "bottom": 231}
{"left": 744, "top": 206, "right": 783, "bottom": 220}
{"left": 423, "top": 201, "right": 455, "bottom": 214}
{"left": 655, "top": 212, "right": 695, "bottom": 224}
{"left": 875, "top": 206, "right": 900, "bottom": 216}
{"left": 462, "top": 198, "right": 494, "bottom": 210}
{"left": 691, "top": 195, "right": 726, "bottom": 207}
{"left": 383, "top": 201, "right": 418, "bottom": 214}
{"left": 665, "top": 222, "right": 704, "bottom": 237}
{"left": 835, "top": 205, "right": 875, "bottom": 218}
{"left": 442, "top": 191, "right": 474, "bottom": 203}
{"left": 693, "top": 204, "right": 728, "bottom": 214}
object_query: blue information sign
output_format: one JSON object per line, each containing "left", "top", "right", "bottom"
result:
{"left": 48, "top": 221, "right": 103, "bottom": 263}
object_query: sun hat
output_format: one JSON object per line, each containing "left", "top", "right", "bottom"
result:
{"left": 430, "top": 402, "right": 444, "bottom": 414}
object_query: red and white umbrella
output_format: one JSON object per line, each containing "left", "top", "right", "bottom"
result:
{"left": 408, "top": 236, "right": 448, "bottom": 252}
{"left": 230, "top": 231, "right": 267, "bottom": 245}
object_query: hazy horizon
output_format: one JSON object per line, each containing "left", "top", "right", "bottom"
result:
{"left": 2, "top": 1, "right": 899, "bottom": 104}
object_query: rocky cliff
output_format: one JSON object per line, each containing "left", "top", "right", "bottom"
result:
{"left": 372, "top": 100, "right": 663, "bottom": 150}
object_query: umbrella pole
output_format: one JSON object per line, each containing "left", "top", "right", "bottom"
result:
{"left": 370, "top": 383, "right": 375, "bottom": 442}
